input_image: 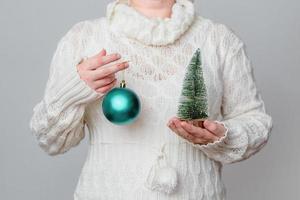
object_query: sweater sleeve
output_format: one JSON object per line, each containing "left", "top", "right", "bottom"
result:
{"left": 187, "top": 24, "right": 273, "bottom": 164}
{"left": 29, "top": 21, "right": 104, "bottom": 156}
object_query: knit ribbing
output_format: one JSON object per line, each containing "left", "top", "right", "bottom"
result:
{"left": 29, "top": 21, "right": 104, "bottom": 155}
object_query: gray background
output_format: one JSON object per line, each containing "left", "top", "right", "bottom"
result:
{"left": 1, "top": 0, "right": 299, "bottom": 199}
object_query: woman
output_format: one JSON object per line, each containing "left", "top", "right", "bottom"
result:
{"left": 29, "top": 0, "right": 273, "bottom": 199}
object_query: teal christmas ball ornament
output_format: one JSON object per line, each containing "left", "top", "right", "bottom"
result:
{"left": 102, "top": 80, "right": 141, "bottom": 125}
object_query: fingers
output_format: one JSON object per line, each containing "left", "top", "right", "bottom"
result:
{"left": 77, "top": 68, "right": 117, "bottom": 93}
{"left": 79, "top": 49, "right": 106, "bottom": 70}
{"left": 92, "top": 61, "right": 129, "bottom": 80}
{"left": 76, "top": 49, "right": 130, "bottom": 94}
{"left": 86, "top": 51, "right": 122, "bottom": 70}
{"left": 181, "top": 121, "right": 219, "bottom": 142}
{"left": 77, "top": 48, "right": 130, "bottom": 80}
{"left": 203, "top": 119, "right": 226, "bottom": 137}
{"left": 167, "top": 118, "right": 220, "bottom": 145}
{"left": 93, "top": 74, "right": 116, "bottom": 89}
{"left": 168, "top": 120, "right": 200, "bottom": 144}
{"left": 91, "top": 48, "right": 107, "bottom": 59}
{"left": 95, "top": 78, "right": 117, "bottom": 94}
{"left": 180, "top": 120, "right": 219, "bottom": 141}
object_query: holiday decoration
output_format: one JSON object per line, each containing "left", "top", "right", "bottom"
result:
{"left": 144, "top": 48, "right": 210, "bottom": 195}
{"left": 144, "top": 143, "right": 178, "bottom": 194}
{"left": 102, "top": 79, "right": 141, "bottom": 125}
{"left": 177, "top": 48, "right": 209, "bottom": 126}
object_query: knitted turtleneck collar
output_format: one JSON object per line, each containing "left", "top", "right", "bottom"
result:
{"left": 106, "top": 0, "right": 196, "bottom": 46}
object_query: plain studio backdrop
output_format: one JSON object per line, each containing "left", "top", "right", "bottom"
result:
{"left": 0, "top": 0, "right": 299, "bottom": 199}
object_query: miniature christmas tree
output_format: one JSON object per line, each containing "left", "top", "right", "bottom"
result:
{"left": 176, "top": 48, "right": 209, "bottom": 123}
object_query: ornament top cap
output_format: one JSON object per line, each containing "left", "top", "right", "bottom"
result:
{"left": 120, "top": 80, "right": 126, "bottom": 88}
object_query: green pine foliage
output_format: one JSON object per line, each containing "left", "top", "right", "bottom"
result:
{"left": 177, "top": 48, "right": 209, "bottom": 121}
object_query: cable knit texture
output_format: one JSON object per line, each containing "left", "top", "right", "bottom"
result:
{"left": 107, "top": 0, "right": 195, "bottom": 46}
{"left": 29, "top": 0, "right": 273, "bottom": 199}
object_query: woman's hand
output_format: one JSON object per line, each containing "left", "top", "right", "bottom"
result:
{"left": 76, "top": 48, "right": 129, "bottom": 94}
{"left": 167, "top": 117, "right": 227, "bottom": 145}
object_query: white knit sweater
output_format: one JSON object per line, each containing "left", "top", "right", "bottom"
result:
{"left": 29, "top": 0, "right": 273, "bottom": 199}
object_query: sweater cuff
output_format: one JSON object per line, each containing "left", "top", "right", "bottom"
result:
{"left": 187, "top": 120, "right": 229, "bottom": 149}
{"left": 44, "top": 65, "right": 105, "bottom": 112}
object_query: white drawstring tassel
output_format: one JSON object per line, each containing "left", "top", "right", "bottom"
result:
{"left": 144, "top": 143, "right": 178, "bottom": 194}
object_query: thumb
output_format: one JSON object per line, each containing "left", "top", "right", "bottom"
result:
{"left": 203, "top": 119, "right": 225, "bottom": 137}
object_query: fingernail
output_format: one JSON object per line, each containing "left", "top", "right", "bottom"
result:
{"left": 116, "top": 53, "right": 121, "bottom": 58}
{"left": 124, "top": 62, "right": 129, "bottom": 67}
